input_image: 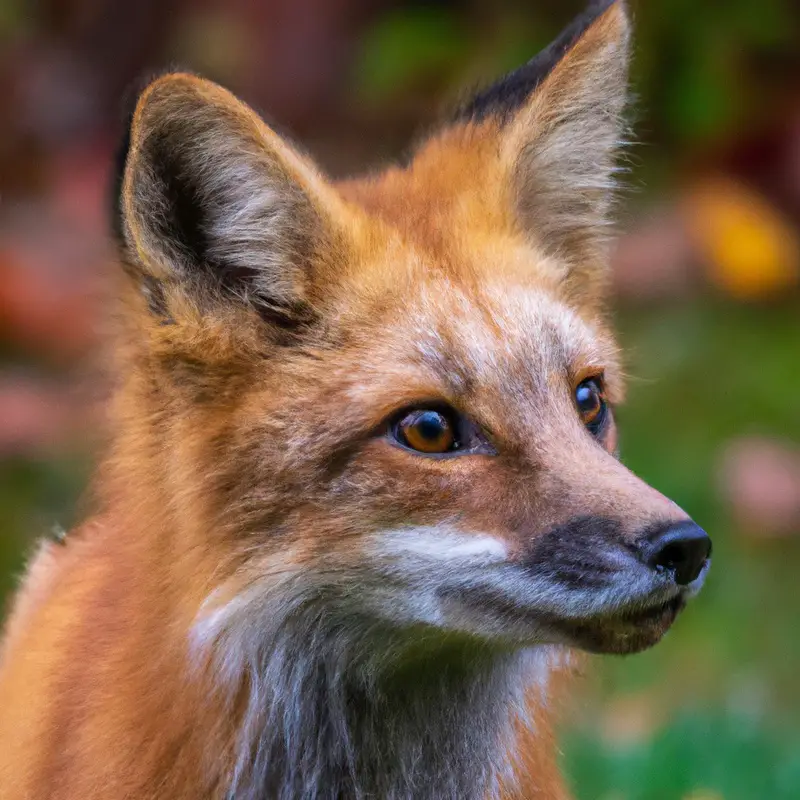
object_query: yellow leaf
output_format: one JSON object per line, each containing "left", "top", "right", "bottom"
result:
{"left": 683, "top": 177, "right": 799, "bottom": 299}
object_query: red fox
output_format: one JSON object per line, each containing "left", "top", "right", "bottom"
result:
{"left": 0, "top": 1, "right": 711, "bottom": 797}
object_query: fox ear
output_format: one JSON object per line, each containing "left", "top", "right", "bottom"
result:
{"left": 457, "top": 0, "right": 630, "bottom": 272}
{"left": 116, "top": 73, "right": 337, "bottom": 325}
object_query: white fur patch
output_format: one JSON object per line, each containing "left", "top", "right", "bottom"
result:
{"left": 377, "top": 527, "right": 508, "bottom": 562}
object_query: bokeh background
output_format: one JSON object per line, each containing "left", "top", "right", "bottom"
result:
{"left": 1, "top": 1, "right": 799, "bottom": 797}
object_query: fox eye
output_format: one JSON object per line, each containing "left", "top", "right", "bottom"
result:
{"left": 395, "top": 409, "right": 457, "bottom": 454}
{"left": 388, "top": 404, "right": 495, "bottom": 457}
{"left": 575, "top": 377, "right": 607, "bottom": 436}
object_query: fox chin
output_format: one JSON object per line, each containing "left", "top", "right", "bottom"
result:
{"left": 0, "top": 1, "right": 710, "bottom": 799}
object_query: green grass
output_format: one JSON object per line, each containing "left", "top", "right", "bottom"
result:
{"left": 566, "top": 712, "right": 800, "bottom": 800}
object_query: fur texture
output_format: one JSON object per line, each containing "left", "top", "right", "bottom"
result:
{"left": 0, "top": 2, "right": 709, "bottom": 798}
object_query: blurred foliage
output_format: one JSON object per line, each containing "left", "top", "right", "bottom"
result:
{"left": 635, "top": 0, "right": 797, "bottom": 145}
{"left": 355, "top": 7, "right": 470, "bottom": 104}
{"left": 353, "top": 0, "right": 800, "bottom": 175}
{"left": 0, "top": 0, "right": 27, "bottom": 40}
{"left": 0, "top": 455, "right": 88, "bottom": 601}
{"left": 686, "top": 179, "right": 800, "bottom": 299}
{"left": 566, "top": 712, "right": 800, "bottom": 800}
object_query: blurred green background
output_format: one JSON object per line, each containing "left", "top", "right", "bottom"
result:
{"left": 1, "top": 1, "right": 799, "bottom": 798}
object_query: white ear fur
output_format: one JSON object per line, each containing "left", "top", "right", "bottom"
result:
{"left": 120, "top": 73, "right": 336, "bottom": 317}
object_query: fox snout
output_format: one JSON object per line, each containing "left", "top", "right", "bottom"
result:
{"left": 515, "top": 514, "right": 712, "bottom": 653}
{"left": 527, "top": 516, "right": 711, "bottom": 592}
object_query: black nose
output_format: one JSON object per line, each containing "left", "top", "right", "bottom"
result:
{"left": 643, "top": 521, "right": 712, "bottom": 586}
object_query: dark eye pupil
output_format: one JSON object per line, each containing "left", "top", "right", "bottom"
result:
{"left": 576, "top": 383, "right": 599, "bottom": 411}
{"left": 415, "top": 411, "right": 446, "bottom": 440}
{"left": 575, "top": 377, "right": 607, "bottom": 436}
{"left": 395, "top": 408, "right": 458, "bottom": 454}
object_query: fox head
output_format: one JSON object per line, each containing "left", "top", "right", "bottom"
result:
{"left": 113, "top": 0, "right": 710, "bottom": 664}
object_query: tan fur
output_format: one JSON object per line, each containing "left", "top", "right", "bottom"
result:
{"left": 0, "top": 3, "right": 700, "bottom": 798}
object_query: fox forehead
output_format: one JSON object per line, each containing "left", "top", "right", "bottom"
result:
{"left": 357, "top": 278, "right": 619, "bottom": 399}
{"left": 318, "top": 214, "right": 621, "bottom": 405}
{"left": 255, "top": 264, "right": 622, "bottom": 455}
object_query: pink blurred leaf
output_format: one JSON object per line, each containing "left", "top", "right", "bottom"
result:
{"left": 717, "top": 437, "right": 800, "bottom": 537}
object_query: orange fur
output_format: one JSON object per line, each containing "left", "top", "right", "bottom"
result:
{"left": 0, "top": 3, "right": 709, "bottom": 798}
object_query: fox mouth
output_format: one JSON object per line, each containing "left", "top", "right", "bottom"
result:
{"left": 617, "top": 594, "right": 684, "bottom": 627}
{"left": 491, "top": 590, "right": 689, "bottom": 655}
{"left": 438, "top": 573, "right": 695, "bottom": 655}
{"left": 570, "top": 593, "right": 687, "bottom": 654}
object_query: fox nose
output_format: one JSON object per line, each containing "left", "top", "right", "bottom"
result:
{"left": 643, "top": 521, "right": 712, "bottom": 586}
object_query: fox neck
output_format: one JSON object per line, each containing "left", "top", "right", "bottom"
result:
{"left": 104, "top": 398, "right": 556, "bottom": 798}
{"left": 204, "top": 612, "right": 552, "bottom": 800}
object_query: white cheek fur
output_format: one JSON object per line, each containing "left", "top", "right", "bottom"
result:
{"left": 375, "top": 527, "right": 509, "bottom": 562}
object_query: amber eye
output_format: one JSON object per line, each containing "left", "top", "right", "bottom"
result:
{"left": 395, "top": 409, "right": 458, "bottom": 454}
{"left": 575, "top": 377, "right": 607, "bottom": 435}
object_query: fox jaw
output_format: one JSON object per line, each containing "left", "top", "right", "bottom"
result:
{"left": 112, "top": 0, "right": 710, "bottom": 796}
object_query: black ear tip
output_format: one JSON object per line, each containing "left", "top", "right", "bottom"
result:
{"left": 453, "top": 0, "right": 627, "bottom": 125}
